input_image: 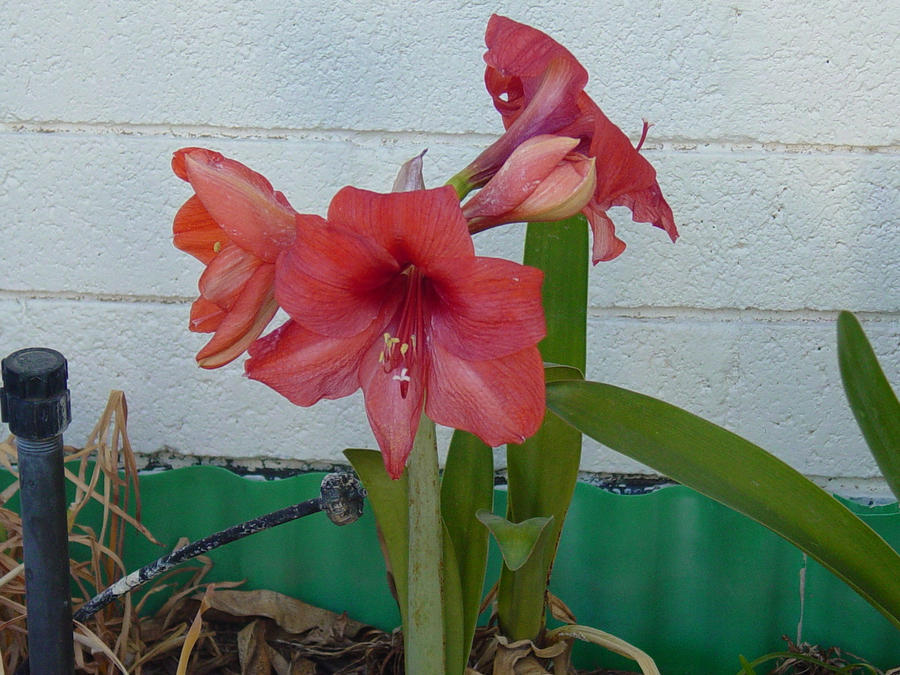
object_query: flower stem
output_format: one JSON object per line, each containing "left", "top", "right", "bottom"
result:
{"left": 405, "top": 412, "right": 445, "bottom": 674}
{"left": 446, "top": 171, "right": 476, "bottom": 201}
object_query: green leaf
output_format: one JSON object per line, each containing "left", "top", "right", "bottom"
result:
{"left": 476, "top": 511, "right": 554, "bottom": 571}
{"left": 837, "top": 311, "right": 900, "bottom": 501}
{"left": 546, "top": 379, "right": 900, "bottom": 631}
{"left": 737, "top": 655, "right": 757, "bottom": 675}
{"left": 544, "top": 362, "right": 584, "bottom": 381}
{"left": 343, "top": 449, "right": 409, "bottom": 629}
{"left": 524, "top": 216, "right": 588, "bottom": 373}
{"left": 441, "top": 523, "right": 466, "bottom": 675}
{"left": 498, "top": 215, "right": 588, "bottom": 641}
{"left": 441, "top": 430, "right": 493, "bottom": 671}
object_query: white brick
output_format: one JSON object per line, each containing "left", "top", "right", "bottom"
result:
{"left": 1, "top": 0, "right": 897, "bottom": 494}
{"left": 2, "top": 2, "right": 896, "bottom": 145}
{"left": 1, "top": 298, "right": 896, "bottom": 498}
{"left": 581, "top": 312, "right": 899, "bottom": 486}
{"left": 0, "top": 298, "right": 377, "bottom": 465}
{"left": 1, "top": 133, "right": 895, "bottom": 313}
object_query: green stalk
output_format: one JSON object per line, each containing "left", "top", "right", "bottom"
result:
{"left": 405, "top": 412, "right": 445, "bottom": 674}
{"left": 498, "top": 215, "right": 588, "bottom": 641}
{"left": 446, "top": 171, "right": 477, "bottom": 200}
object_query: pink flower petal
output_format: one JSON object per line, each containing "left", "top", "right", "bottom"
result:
{"left": 429, "top": 257, "right": 545, "bottom": 360}
{"left": 276, "top": 216, "right": 401, "bottom": 338}
{"left": 196, "top": 264, "right": 278, "bottom": 368}
{"left": 358, "top": 337, "right": 427, "bottom": 479}
{"left": 426, "top": 342, "right": 545, "bottom": 448}
{"left": 179, "top": 149, "right": 297, "bottom": 262}
{"left": 198, "top": 243, "right": 262, "bottom": 308}
{"left": 327, "top": 186, "right": 475, "bottom": 266}
{"left": 246, "top": 316, "right": 384, "bottom": 406}
{"left": 173, "top": 195, "right": 225, "bottom": 265}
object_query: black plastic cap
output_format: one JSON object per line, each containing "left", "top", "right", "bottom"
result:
{"left": 1, "top": 348, "right": 71, "bottom": 439}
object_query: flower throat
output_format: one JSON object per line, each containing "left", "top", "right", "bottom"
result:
{"left": 379, "top": 265, "right": 425, "bottom": 398}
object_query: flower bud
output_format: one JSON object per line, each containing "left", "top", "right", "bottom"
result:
{"left": 462, "top": 134, "right": 596, "bottom": 232}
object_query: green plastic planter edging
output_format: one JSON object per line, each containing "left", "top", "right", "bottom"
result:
{"left": 2, "top": 466, "right": 898, "bottom": 673}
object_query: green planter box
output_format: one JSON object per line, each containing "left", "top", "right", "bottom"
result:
{"left": 3, "top": 466, "right": 898, "bottom": 672}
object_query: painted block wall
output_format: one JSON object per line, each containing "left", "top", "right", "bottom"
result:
{"left": 1, "top": 1, "right": 897, "bottom": 498}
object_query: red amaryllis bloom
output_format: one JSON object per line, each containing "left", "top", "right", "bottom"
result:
{"left": 463, "top": 134, "right": 596, "bottom": 231}
{"left": 172, "top": 148, "right": 297, "bottom": 368}
{"left": 245, "top": 185, "right": 546, "bottom": 478}
{"left": 460, "top": 14, "right": 678, "bottom": 263}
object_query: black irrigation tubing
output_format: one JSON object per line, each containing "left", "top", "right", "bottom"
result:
{"left": 2, "top": 348, "right": 76, "bottom": 675}
{"left": 73, "top": 472, "right": 366, "bottom": 623}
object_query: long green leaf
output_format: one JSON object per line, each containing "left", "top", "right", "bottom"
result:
{"left": 546, "top": 379, "right": 900, "bottom": 630}
{"left": 442, "top": 523, "right": 466, "bottom": 675}
{"left": 499, "top": 215, "right": 588, "bottom": 640}
{"left": 441, "top": 430, "right": 493, "bottom": 670}
{"left": 837, "top": 310, "right": 900, "bottom": 500}
{"left": 343, "top": 449, "right": 409, "bottom": 629}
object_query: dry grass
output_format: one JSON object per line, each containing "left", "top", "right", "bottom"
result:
{"left": 0, "top": 391, "right": 230, "bottom": 673}
{"left": 0, "top": 391, "right": 398, "bottom": 674}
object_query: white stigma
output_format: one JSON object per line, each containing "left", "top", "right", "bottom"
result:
{"left": 392, "top": 367, "right": 411, "bottom": 383}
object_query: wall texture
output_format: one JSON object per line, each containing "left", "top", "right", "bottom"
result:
{"left": 1, "top": 1, "right": 897, "bottom": 498}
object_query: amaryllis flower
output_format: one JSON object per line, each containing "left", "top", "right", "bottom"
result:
{"left": 457, "top": 14, "right": 678, "bottom": 263}
{"left": 172, "top": 148, "right": 297, "bottom": 368}
{"left": 462, "top": 134, "right": 596, "bottom": 231}
{"left": 245, "top": 185, "right": 546, "bottom": 478}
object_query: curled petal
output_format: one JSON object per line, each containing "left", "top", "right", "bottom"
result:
{"left": 176, "top": 148, "right": 297, "bottom": 262}
{"left": 582, "top": 203, "right": 628, "bottom": 263}
{"left": 508, "top": 154, "right": 595, "bottom": 223}
{"left": 429, "top": 257, "right": 545, "bottom": 361}
{"left": 173, "top": 195, "right": 225, "bottom": 264}
{"left": 189, "top": 296, "right": 225, "bottom": 333}
{"left": 198, "top": 244, "right": 262, "bottom": 308}
{"left": 426, "top": 342, "right": 545, "bottom": 448}
{"left": 464, "top": 135, "right": 596, "bottom": 230}
{"left": 195, "top": 264, "right": 278, "bottom": 368}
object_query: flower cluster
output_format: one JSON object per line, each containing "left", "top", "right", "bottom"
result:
{"left": 171, "top": 15, "right": 676, "bottom": 478}
{"left": 455, "top": 15, "right": 678, "bottom": 263}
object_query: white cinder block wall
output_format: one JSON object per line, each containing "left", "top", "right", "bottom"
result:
{"left": 1, "top": 2, "right": 897, "bottom": 498}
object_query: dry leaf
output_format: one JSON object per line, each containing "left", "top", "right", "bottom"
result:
{"left": 204, "top": 588, "right": 369, "bottom": 641}
{"left": 176, "top": 585, "right": 214, "bottom": 675}
{"left": 237, "top": 620, "right": 271, "bottom": 675}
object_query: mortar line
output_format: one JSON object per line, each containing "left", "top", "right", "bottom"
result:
{"left": 0, "top": 288, "right": 193, "bottom": 305}
{"left": 2, "top": 120, "right": 898, "bottom": 156}
{"left": 589, "top": 306, "right": 900, "bottom": 323}
{"left": 2, "top": 289, "right": 898, "bottom": 323}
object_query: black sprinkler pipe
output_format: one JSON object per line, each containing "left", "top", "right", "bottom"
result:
{"left": 1, "top": 348, "right": 75, "bottom": 675}
{"left": 74, "top": 471, "right": 366, "bottom": 623}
